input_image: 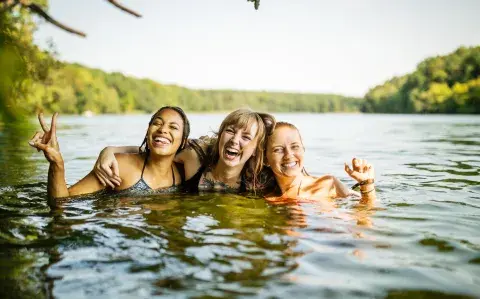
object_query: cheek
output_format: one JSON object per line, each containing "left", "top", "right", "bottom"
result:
{"left": 244, "top": 139, "right": 258, "bottom": 150}
{"left": 295, "top": 152, "right": 304, "bottom": 162}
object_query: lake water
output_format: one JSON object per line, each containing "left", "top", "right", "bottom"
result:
{"left": 0, "top": 113, "right": 479, "bottom": 298}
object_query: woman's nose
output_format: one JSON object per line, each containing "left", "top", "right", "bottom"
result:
{"left": 284, "top": 148, "right": 294, "bottom": 157}
{"left": 158, "top": 125, "right": 168, "bottom": 133}
{"left": 231, "top": 132, "right": 241, "bottom": 144}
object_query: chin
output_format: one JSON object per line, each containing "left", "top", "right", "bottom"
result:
{"left": 279, "top": 168, "right": 302, "bottom": 177}
{"left": 151, "top": 147, "right": 173, "bottom": 156}
{"left": 222, "top": 159, "right": 240, "bottom": 168}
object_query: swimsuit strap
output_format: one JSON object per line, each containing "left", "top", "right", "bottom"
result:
{"left": 240, "top": 172, "right": 247, "bottom": 192}
{"left": 171, "top": 165, "right": 175, "bottom": 186}
{"left": 189, "top": 139, "right": 207, "bottom": 164}
{"left": 140, "top": 153, "right": 149, "bottom": 179}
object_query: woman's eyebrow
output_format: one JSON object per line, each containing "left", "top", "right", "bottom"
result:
{"left": 168, "top": 121, "right": 180, "bottom": 126}
{"left": 155, "top": 117, "right": 180, "bottom": 126}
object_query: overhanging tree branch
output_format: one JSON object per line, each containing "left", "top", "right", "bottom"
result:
{"left": 1, "top": 0, "right": 142, "bottom": 37}
{"left": 106, "top": 0, "right": 141, "bottom": 18}
{"left": 26, "top": 2, "right": 87, "bottom": 37}
{"left": 1, "top": 0, "right": 260, "bottom": 38}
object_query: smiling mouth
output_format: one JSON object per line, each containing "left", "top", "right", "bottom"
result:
{"left": 224, "top": 147, "right": 240, "bottom": 160}
{"left": 153, "top": 136, "right": 171, "bottom": 146}
{"left": 282, "top": 162, "right": 297, "bottom": 169}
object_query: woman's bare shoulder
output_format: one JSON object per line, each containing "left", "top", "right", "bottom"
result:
{"left": 115, "top": 153, "right": 144, "bottom": 170}
{"left": 303, "top": 175, "right": 335, "bottom": 196}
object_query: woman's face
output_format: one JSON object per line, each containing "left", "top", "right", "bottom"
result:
{"left": 147, "top": 109, "right": 184, "bottom": 156}
{"left": 266, "top": 126, "right": 305, "bottom": 178}
{"left": 217, "top": 121, "right": 259, "bottom": 168}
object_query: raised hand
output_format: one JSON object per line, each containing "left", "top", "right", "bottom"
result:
{"left": 28, "top": 113, "right": 63, "bottom": 164}
{"left": 344, "top": 158, "right": 375, "bottom": 183}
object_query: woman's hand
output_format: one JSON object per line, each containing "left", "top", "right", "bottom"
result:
{"left": 93, "top": 148, "right": 121, "bottom": 188}
{"left": 344, "top": 158, "right": 375, "bottom": 183}
{"left": 29, "top": 113, "right": 63, "bottom": 165}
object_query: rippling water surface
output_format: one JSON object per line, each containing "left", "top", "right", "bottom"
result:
{"left": 1, "top": 114, "right": 479, "bottom": 298}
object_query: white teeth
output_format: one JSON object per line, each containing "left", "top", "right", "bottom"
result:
{"left": 225, "top": 148, "right": 239, "bottom": 156}
{"left": 283, "top": 162, "right": 297, "bottom": 168}
{"left": 226, "top": 147, "right": 239, "bottom": 154}
{"left": 154, "top": 136, "right": 171, "bottom": 144}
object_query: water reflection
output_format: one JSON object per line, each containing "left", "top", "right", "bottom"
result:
{"left": 0, "top": 123, "right": 42, "bottom": 187}
{"left": 2, "top": 114, "right": 480, "bottom": 298}
{"left": 34, "top": 194, "right": 304, "bottom": 297}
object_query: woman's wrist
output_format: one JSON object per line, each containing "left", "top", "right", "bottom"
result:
{"left": 360, "top": 183, "right": 375, "bottom": 190}
{"left": 50, "top": 160, "right": 65, "bottom": 170}
{"left": 351, "top": 179, "right": 375, "bottom": 190}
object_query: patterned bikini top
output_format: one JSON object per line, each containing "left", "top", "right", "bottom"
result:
{"left": 108, "top": 155, "right": 183, "bottom": 197}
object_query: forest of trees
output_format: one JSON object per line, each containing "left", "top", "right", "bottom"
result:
{"left": 1, "top": 0, "right": 479, "bottom": 124}
{"left": 22, "top": 62, "right": 362, "bottom": 115}
{"left": 362, "top": 46, "right": 480, "bottom": 114}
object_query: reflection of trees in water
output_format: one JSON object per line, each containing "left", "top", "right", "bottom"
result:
{"left": 0, "top": 123, "right": 41, "bottom": 187}
{"left": 136, "top": 194, "right": 302, "bottom": 294}
{"left": 0, "top": 188, "right": 380, "bottom": 298}
{"left": 0, "top": 184, "right": 62, "bottom": 299}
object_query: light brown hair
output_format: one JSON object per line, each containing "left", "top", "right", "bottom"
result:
{"left": 208, "top": 108, "right": 276, "bottom": 191}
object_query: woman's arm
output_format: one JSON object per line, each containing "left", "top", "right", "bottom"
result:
{"left": 331, "top": 176, "right": 360, "bottom": 198}
{"left": 93, "top": 146, "right": 137, "bottom": 187}
{"left": 344, "top": 158, "right": 376, "bottom": 205}
{"left": 29, "top": 113, "right": 106, "bottom": 207}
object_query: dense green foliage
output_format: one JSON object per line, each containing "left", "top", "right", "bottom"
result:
{"left": 362, "top": 46, "right": 480, "bottom": 114}
{"left": 25, "top": 62, "right": 361, "bottom": 114}
{"left": 0, "top": 1, "right": 56, "bottom": 122}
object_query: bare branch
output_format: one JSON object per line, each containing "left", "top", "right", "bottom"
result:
{"left": 106, "top": 0, "right": 142, "bottom": 18}
{"left": 25, "top": 3, "right": 86, "bottom": 37}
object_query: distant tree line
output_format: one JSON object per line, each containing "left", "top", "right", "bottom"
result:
{"left": 23, "top": 62, "right": 362, "bottom": 115}
{"left": 362, "top": 46, "right": 480, "bottom": 114}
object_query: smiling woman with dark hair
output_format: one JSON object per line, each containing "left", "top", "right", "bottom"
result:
{"left": 29, "top": 106, "right": 190, "bottom": 207}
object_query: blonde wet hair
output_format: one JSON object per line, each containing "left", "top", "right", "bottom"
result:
{"left": 208, "top": 108, "right": 276, "bottom": 191}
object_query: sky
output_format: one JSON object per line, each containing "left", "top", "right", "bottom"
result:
{"left": 34, "top": 0, "right": 480, "bottom": 97}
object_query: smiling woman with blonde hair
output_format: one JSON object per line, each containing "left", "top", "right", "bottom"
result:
{"left": 264, "top": 122, "right": 376, "bottom": 204}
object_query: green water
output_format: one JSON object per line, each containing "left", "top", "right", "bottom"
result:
{"left": 1, "top": 114, "right": 479, "bottom": 298}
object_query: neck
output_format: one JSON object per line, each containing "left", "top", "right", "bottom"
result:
{"left": 275, "top": 173, "right": 305, "bottom": 195}
{"left": 212, "top": 161, "right": 243, "bottom": 185}
{"left": 146, "top": 153, "right": 175, "bottom": 175}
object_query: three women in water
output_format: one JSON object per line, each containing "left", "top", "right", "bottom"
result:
{"left": 29, "top": 106, "right": 376, "bottom": 206}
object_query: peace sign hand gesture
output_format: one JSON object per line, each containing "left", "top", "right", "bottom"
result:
{"left": 344, "top": 158, "right": 375, "bottom": 183}
{"left": 28, "top": 113, "right": 63, "bottom": 165}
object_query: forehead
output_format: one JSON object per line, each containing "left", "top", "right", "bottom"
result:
{"left": 225, "top": 119, "right": 259, "bottom": 135}
{"left": 153, "top": 109, "right": 184, "bottom": 125}
{"left": 269, "top": 126, "right": 301, "bottom": 144}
